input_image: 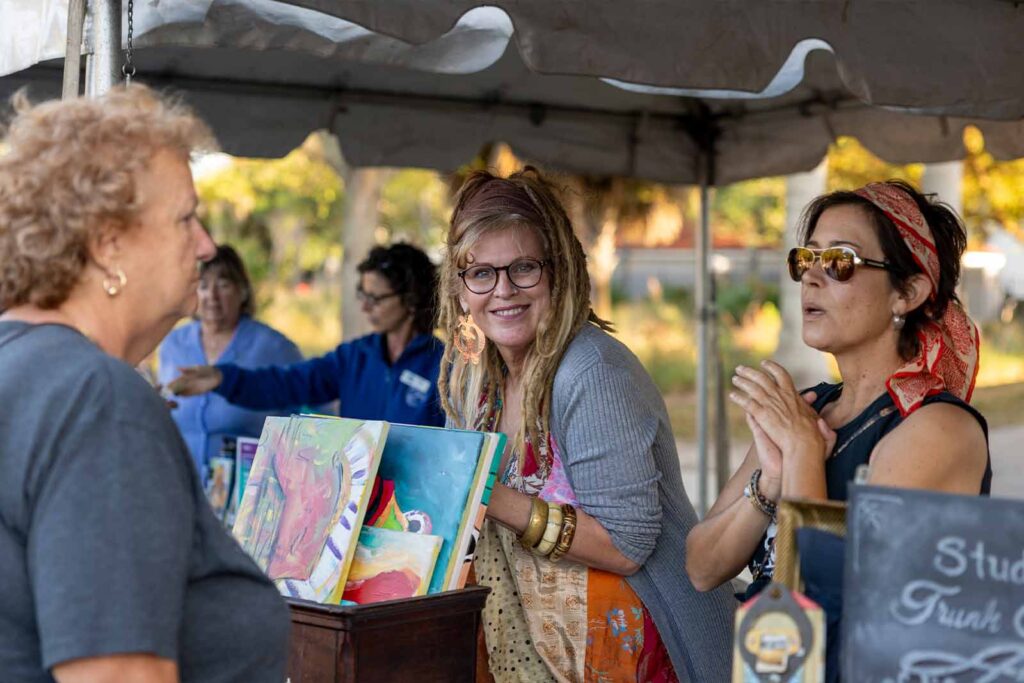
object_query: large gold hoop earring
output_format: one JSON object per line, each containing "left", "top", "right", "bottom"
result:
{"left": 454, "top": 314, "right": 486, "bottom": 365}
{"left": 103, "top": 268, "right": 128, "bottom": 297}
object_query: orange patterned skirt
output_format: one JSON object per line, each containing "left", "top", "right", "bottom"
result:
{"left": 475, "top": 521, "right": 678, "bottom": 683}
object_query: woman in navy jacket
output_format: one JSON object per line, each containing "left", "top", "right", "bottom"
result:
{"left": 170, "top": 243, "right": 445, "bottom": 427}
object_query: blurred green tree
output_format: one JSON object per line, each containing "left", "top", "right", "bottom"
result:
{"left": 195, "top": 134, "right": 345, "bottom": 310}
{"left": 962, "top": 126, "right": 1024, "bottom": 239}
{"left": 827, "top": 136, "right": 923, "bottom": 192}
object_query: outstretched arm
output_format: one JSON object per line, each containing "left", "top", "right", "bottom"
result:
{"left": 170, "top": 349, "right": 345, "bottom": 411}
{"left": 167, "top": 365, "right": 222, "bottom": 396}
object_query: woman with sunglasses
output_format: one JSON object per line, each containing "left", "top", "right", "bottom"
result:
{"left": 170, "top": 243, "right": 446, "bottom": 427}
{"left": 441, "top": 168, "right": 734, "bottom": 682}
{"left": 686, "top": 181, "right": 990, "bottom": 661}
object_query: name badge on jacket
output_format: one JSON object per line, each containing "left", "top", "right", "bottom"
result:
{"left": 399, "top": 370, "right": 431, "bottom": 407}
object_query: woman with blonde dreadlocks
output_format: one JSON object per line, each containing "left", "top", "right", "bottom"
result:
{"left": 439, "top": 168, "right": 734, "bottom": 682}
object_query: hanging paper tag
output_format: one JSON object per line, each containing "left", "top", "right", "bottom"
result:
{"left": 732, "top": 581, "right": 825, "bottom": 682}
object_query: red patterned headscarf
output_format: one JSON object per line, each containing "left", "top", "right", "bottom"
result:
{"left": 853, "top": 183, "right": 980, "bottom": 416}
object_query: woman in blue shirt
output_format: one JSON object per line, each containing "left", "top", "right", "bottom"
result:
{"left": 158, "top": 245, "right": 304, "bottom": 478}
{"left": 169, "top": 243, "right": 446, "bottom": 432}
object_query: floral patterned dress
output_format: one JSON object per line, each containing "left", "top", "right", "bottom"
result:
{"left": 471, "top": 393, "right": 678, "bottom": 683}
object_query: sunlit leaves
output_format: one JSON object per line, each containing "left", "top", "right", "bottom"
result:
{"left": 827, "top": 136, "right": 923, "bottom": 192}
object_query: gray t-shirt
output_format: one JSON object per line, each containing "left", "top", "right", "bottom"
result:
{"left": 0, "top": 322, "right": 289, "bottom": 683}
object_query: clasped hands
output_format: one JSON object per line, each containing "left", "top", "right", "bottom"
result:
{"left": 728, "top": 360, "right": 836, "bottom": 502}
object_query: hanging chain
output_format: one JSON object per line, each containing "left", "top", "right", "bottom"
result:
{"left": 122, "top": 0, "right": 136, "bottom": 84}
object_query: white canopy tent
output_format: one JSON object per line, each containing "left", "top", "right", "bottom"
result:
{"left": 2, "top": 0, "right": 1021, "bottom": 512}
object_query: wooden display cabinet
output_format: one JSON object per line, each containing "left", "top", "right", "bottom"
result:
{"left": 286, "top": 586, "right": 490, "bottom": 683}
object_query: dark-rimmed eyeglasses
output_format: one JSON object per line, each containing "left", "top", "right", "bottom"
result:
{"left": 787, "top": 246, "right": 892, "bottom": 283}
{"left": 356, "top": 288, "right": 401, "bottom": 306}
{"left": 459, "top": 258, "right": 547, "bottom": 295}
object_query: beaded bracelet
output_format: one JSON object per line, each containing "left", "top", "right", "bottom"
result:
{"left": 519, "top": 496, "right": 549, "bottom": 550}
{"left": 548, "top": 504, "right": 578, "bottom": 563}
{"left": 533, "top": 502, "right": 563, "bottom": 557}
{"left": 744, "top": 468, "right": 778, "bottom": 519}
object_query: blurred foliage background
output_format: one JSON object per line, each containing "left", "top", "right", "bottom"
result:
{"left": 193, "top": 127, "right": 1024, "bottom": 433}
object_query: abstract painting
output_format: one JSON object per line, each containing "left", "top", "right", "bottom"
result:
{"left": 233, "top": 415, "right": 388, "bottom": 604}
{"left": 342, "top": 526, "right": 442, "bottom": 604}
{"left": 374, "top": 425, "right": 486, "bottom": 593}
{"left": 205, "top": 454, "right": 234, "bottom": 522}
{"left": 232, "top": 436, "right": 260, "bottom": 514}
{"left": 450, "top": 431, "right": 504, "bottom": 591}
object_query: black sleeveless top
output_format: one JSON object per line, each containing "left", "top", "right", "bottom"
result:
{"left": 744, "top": 382, "right": 992, "bottom": 597}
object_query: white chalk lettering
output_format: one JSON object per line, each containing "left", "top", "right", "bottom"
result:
{"left": 891, "top": 580, "right": 1002, "bottom": 634}
{"left": 1013, "top": 603, "right": 1024, "bottom": 639}
{"left": 971, "top": 541, "right": 989, "bottom": 581}
{"left": 899, "top": 645, "right": 1024, "bottom": 681}
{"left": 934, "top": 537, "right": 967, "bottom": 578}
{"left": 936, "top": 598, "right": 1002, "bottom": 634}
{"left": 932, "top": 538, "right": 1024, "bottom": 585}
{"left": 960, "top": 541, "right": 1024, "bottom": 585}
{"left": 891, "top": 580, "right": 962, "bottom": 626}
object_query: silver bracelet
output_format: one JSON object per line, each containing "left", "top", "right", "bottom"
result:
{"left": 743, "top": 468, "right": 777, "bottom": 519}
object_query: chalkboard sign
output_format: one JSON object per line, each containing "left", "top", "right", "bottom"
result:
{"left": 843, "top": 485, "right": 1024, "bottom": 682}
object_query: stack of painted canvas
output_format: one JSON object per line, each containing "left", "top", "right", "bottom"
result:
{"left": 232, "top": 415, "right": 504, "bottom": 606}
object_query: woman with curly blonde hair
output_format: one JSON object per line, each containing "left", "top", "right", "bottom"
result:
{"left": 439, "top": 168, "right": 734, "bottom": 682}
{"left": 0, "top": 86, "right": 288, "bottom": 683}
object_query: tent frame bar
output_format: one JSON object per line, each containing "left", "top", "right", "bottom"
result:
{"left": 84, "top": 0, "right": 121, "bottom": 97}
{"left": 39, "top": 59, "right": 870, "bottom": 139}
{"left": 689, "top": 113, "right": 719, "bottom": 517}
{"left": 62, "top": 0, "right": 87, "bottom": 98}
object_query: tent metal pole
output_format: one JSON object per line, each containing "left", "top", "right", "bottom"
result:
{"left": 62, "top": 0, "right": 87, "bottom": 99}
{"left": 695, "top": 155, "right": 711, "bottom": 517}
{"left": 85, "top": 0, "right": 121, "bottom": 98}
{"left": 712, "top": 269, "right": 730, "bottom": 495}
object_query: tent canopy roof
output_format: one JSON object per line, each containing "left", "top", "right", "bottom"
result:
{"left": 283, "top": 0, "right": 1024, "bottom": 119}
{"left": 3, "top": 0, "right": 1023, "bottom": 184}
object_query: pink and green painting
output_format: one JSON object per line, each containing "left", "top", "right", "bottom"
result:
{"left": 342, "top": 526, "right": 442, "bottom": 604}
{"left": 233, "top": 416, "right": 388, "bottom": 604}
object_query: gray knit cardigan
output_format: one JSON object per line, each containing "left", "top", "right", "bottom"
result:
{"left": 548, "top": 323, "right": 735, "bottom": 681}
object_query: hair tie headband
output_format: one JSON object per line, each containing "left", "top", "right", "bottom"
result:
{"left": 452, "top": 178, "right": 546, "bottom": 234}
